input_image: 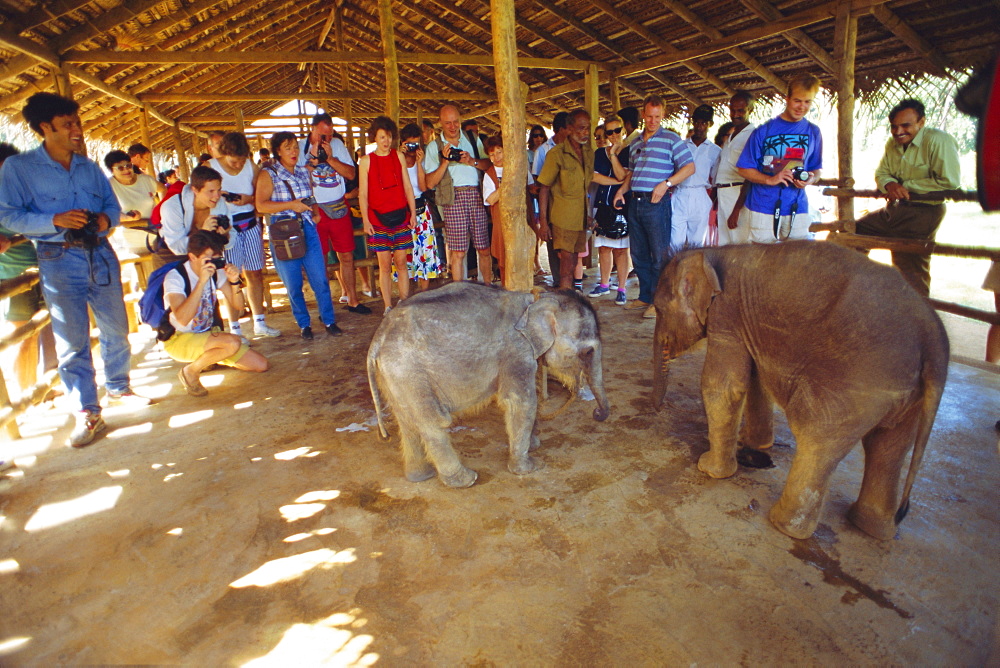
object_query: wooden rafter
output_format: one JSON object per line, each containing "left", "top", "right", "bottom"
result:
{"left": 870, "top": 5, "right": 953, "bottom": 79}
{"left": 738, "top": 0, "right": 836, "bottom": 74}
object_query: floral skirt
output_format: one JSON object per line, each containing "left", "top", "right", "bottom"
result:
{"left": 398, "top": 202, "right": 442, "bottom": 280}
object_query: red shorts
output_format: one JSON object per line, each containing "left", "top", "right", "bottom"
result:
{"left": 314, "top": 204, "right": 355, "bottom": 255}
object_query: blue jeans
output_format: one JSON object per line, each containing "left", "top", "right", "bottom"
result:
{"left": 628, "top": 194, "right": 672, "bottom": 304}
{"left": 35, "top": 240, "right": 132, "bottom": 414}
{"left": 271, "top": 220, "right": 336, "bottom": 329}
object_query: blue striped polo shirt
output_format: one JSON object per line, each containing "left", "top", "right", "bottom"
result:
{"left": 627, "top": 127, "right": 693, "bottom": 192}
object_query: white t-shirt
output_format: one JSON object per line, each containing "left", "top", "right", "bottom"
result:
{"left": 109, "top": 173, "right": 158, "bottom": 218}
{"left": 482, "top": 166, "right": 532, "bottom": 205}
{"left": 297, "top": 136, "right": 354, "bottom": 204}
{"left": 163, "top": 261, "right": 225, "bottom": 334}
{"left": 681, "top": 138, "right": 722, "bottom": 189}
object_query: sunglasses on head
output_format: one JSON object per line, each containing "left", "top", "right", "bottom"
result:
{"left": 605, "top": 127, "right": 623, "bottom": 135}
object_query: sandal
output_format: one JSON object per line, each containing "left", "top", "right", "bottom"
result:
{"left": 178, "top": 368, "right": 208, "bottom": 397}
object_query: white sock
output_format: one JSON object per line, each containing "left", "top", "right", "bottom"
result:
{"left": 253, "top": 314, "right": 265, "bottom": 327}
{"left": 230, "top": 322, "right": 242, "bottom": 335}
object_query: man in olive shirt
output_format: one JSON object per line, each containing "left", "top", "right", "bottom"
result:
{"left": 537, "top": 109, "right": 595, "bottom": 290}
{"left": 855, "top": 98, "right": 961, "bottom": 296}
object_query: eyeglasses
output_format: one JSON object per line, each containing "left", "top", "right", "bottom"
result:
{"left": 531, "top": 133, "right": 545, "bottom": 139}
{"left": 605, "top": 127, "right": 623, "bottom": 135}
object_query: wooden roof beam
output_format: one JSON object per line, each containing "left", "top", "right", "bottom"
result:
{"left": 870, "top": 5, "right": 953, "bottom": 80}
{"left": 141, "top": 93, "right": 498, "bottom": 102}
{"left": 738, "top": 0, "right": 836, "bottom": 74}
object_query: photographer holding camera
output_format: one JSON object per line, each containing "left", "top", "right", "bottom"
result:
{"left": 0, "top": 93, "right": 148, "bottom": 447}
{"left": 164, "top": 230, "right": 268, "bottom": 397}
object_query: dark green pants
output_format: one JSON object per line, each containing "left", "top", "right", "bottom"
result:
{"left": 855, "top": 201, "right": 945, "bottom": 297}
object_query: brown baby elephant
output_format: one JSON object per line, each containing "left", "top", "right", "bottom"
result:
{"left": 652, "top": 241, "right": 949, "bottom": 540}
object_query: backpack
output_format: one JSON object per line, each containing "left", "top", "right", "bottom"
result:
{"left": 139, "top": 260, "right": 190, "bottom": 334}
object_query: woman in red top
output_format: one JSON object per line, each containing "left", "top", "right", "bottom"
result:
{"left": 359, "top": 116, "right": 417, "bottom": 314}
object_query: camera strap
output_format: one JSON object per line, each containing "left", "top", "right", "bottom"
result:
{"left": 771, "top": 186, "right": 798, "bottom": 240}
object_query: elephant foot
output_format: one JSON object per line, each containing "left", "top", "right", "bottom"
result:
{"left": 697, "top": 450, "right": 738, "bottom": 479}
{"left": 847, "top": 502, "right": 898, "bottom": 540}
{"left": 768, "top": 497, "right": 820, "bottom": 540}
{"left": 509, "top": 455, "right": 543, "bottom": 475}
{"left": 404, "top": 463, "right": 437, "bottom": 483}
{"left": 739, "top": 439, "right": 773, "bottom": 450}
{"left": 440, "top": 466, "right": 478, "bottom": 488}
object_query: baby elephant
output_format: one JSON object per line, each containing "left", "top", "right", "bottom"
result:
{"left": 652, "top": 241, "right": 949, "bottom": 540}
{"left": 367, "top": 282, "right": 610, "bottom": 487}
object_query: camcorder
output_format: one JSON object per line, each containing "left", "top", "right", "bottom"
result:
{"left": 222, "top": 191, "right": 242, "bottom": 203}
{"left": 214, "top": 214, "right": 231, "bottom": 231}
{"left": 791, "top": 166, "right": 811, "bottom": 182}
{"left": 446, "top": 146, "right": 463, "bottom": 162}
{"left": 65, "top": 210, "right": 101, "bottom": 248}
{"left": 209, "top": 257, "right": 226, "bottom": 270}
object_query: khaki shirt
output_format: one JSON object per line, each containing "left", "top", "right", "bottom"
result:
{"left": 536, "top": 140, "right": 595, "bottom": 231}
{"left": 875, "top": 126, "right": 961, "bottom": 195}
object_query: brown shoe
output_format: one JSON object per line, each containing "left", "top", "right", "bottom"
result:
{"left": 625, "top": 300, "right": 650, "bottom": 311}
{"left": 643, "top": 305, "right": 657, "bottom": 319}
{"left": 178, "top": 369, "right": 208, "bottom": 397}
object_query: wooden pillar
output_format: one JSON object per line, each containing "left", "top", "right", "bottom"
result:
{"left": 52, "top": 66, "right": 72, "bottom": 99}
{"left": 235, "top": 108, "right": 245, "bottom": 134}
{"left": 609, "top": 70, "right": 621, "bottom": 115}
{"left": 334, "top": 4, "right": 355, "bottom": 154}
{"left": 173, "top": 121, "right": 190, "bottom": 181}
{"left": 584, "top": 63, "right": 600, "bottom": 146}
{"left": 491, "top": 0, "right": 530, "bottom": 291}
{"left": 139, "top": 103, "right": 153, "bottom": 154}
{"left": 834, "top": 1, "right": 857, "bottom": 226}
{"left": 377, "top": 0, "right": 400, "bottom": 122}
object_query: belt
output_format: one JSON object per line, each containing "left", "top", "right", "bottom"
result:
{"left": 716, "top": 182, "right": 743, "bottom": 189}
{"left": 414, "top": 195, "right": 425, "bottom": 208}
{"left": 631, "top": 191, "right": 661, "bottom": 200}
{"left": 37, "top": 238, "right": 106, "bottom": 249}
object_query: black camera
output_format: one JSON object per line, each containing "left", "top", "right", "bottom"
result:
{"left": 315, "top": 135, "right": 328, "bottom": 163}
{"left": 222, "top": 191, "right": 242, "bottom": 203}
{"left": 446, "top": 146, "right": 463, "bottom": 162}
{"left": 301, "top": 195, "right": 316, "bottom": 206}
{"left": 209, "top": 257, "right": 226, "bottom": 270}
{"left": 404, "top": 142, "right": 420, "bottom": 152}
{"left": 65, "top": 210, "right": 101, "bottom": 248}
{"left": 791, "top": 166, "right": 811, "bottom": 182}
{"left": 214, "top": 214, "right": 231, "bottom": 231}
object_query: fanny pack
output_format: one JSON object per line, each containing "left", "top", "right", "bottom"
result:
{"left": 594, "top": 206, "right": 628, "bottom": 239}
{"left": 232, "top": 210, "right": 257, "bottom": 232}
{"left": 319, "top": 199, "right": 349, "bottom": 220}
{"left": 374, "top": 206, "right": 409, "bottom": 229}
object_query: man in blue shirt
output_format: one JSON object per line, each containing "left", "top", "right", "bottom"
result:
{"left": 613, "top": 95, "right": 695, "bottom": 317}
{"left": 737, "top": 74, "right": 823, "bottom": 243}
{"left": 0, "top": 93, "right": 144, "bottom": 447}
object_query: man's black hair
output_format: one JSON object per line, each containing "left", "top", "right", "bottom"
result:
{"left": 616, "top": 106, "right": 640, "bottom": 132}
{"left": 311, "top": 112, "right": 334, "bottom": 126}
{"left": 104, "top": 149, "right": 130, "bottom": 170}
{"left": 889, "top": 98, "right": 925, "bottom": 122}
{"left": 692, "top": 104, "right": 714, "bottom": 123}
{"left": 0, "top": 142, "right": 20, "bottom": 165}
{"left": 22, "top": 93, "right": 79, "bottom": 135}
{"left": 552, "top": 111, "right": 570, "bottom": 133}
{"left": 127, "top": 143, "right": 150, "bottom": 157}
{"left": 187, "top": 229, "right": 226, "bottom": 256}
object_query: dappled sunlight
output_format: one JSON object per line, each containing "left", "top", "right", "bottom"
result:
{"left": 0, "top": 636, "right": 31, "bottom": 657}
{"left": 24, "top": 486, "right": 123, "bottom": 532}
{"left": 199, "top": 373, "right": 225, "bottom": 388}
{"left": 242, "top": 608, "right": 377, "bottom": 667}
{"left": 229, "top": 547, "right": 357, "bottom": 588}
{"left": 280, "top": 503, "right": 326, "bottom": 522}
{"left": 0, "top": 559, "right": 19, "bottom": 574}
{"left": 114, "top": 381, "right": 172, "bottom": 399}
{"left": 167, "top": 527, "right": 183, "bottom": 535}
{"left": 275, "top": 447, "right": 312, "bottom": 461}
{"left": 234, "top": 401, "right": 254, "bottom": 410}
{"left": 284, "top": 527, "right": 337, "bottom": 543}
{"left": 106, "top": 469, "right": 130, "bottom": 478}
{"left": 295, "top": 490, "right": 341, "bottom": 503}
{"left": 163, "top": 472, "right": 184, "bottom": 482}
{"left": 106, "top": 422, "right": 153, "bottom": 439}
{"left": 168, "top": 410, "right": 214, "bottom": 428}
{"left": 1, "top": 434, "right": 53, "bottom": 459}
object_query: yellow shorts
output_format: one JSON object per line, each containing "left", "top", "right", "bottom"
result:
{"left": 163, "top": 329, "right": 250, "bottom": 367}
{"left": 552, "top": 224, "right": 588, "bottom": 254}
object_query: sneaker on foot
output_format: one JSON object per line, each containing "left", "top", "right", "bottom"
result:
{"left": 643, "top": 305, "right": 656, "bottom": 319}
{"left": 68, "top": 410, "right": 106, "bottom": 447}
{"left": 254, "top": 323, "right": 282, "bottom": 338}
{"left": 588, "top": 285, "right": 610, "bottom": 298}
{"left": 177, "top": 369, "right": 208, "bottom": 397}
{"left": 346, "top": 303, "right": 372, "bottom": 314}
{"left": 615, "top": 291, "right": 627, "bottom": 306}
{"left": 105, "top": 388, "right": 153, "bottom": 407}
{"left": 384, "top": 306, "right": 392, "bottom": 315}
{"left": 625, "top": 300, "right": 651, "bottom": 311}
{"left": 362, "top": 289, "right": 374, "bottom": 298}
{"left": 339, "top": 295, "right": 349, "bottom": 304}
{"left": 301, "top": 326, "right": 314, "bottom": 340}
{"left": 325, "top": 323, "right": 344, "bottom": 336}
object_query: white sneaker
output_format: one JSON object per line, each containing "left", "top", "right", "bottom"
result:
{"left": 254, "top": 323, "right": 282, "bottom": 338}
{"left": 68, "top": 410, "right": 106, "bottom": 447}
{"left": 339, "top": 295, "right": 349, "bottom": 304}
{"left": 105, "top": 388, "right": 154, "bottom": 408}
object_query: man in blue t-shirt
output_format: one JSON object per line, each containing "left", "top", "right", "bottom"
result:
{"left": 737, "top": 74, "right": 823, "bottom": 243}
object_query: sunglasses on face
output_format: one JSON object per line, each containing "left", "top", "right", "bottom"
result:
{"left": 531, "top": 133, "right": 545, "bottom": 139}
{"left": 605, "top": 127, "right": 623, "bottom": 135}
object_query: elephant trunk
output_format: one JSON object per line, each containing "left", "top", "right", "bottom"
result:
{"left": 587, "top": 343, "right": 610, "bottom": 422}
{"left": 651, "top": 341, "right": 670, "bottom": 412}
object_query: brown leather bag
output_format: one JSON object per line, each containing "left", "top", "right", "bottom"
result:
{"left": 269, "top": 215, "right": 306, "bottom": 261}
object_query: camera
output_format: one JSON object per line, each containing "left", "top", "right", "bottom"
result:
{"left": 446, "top": 146, "right": 463, "bottom": 162}
{"left": 222, "top": 191, "right": 242, "bottom": 203}
{"left": 404, "top": 142, "right": 420, "bottom": 152}
{"left": 209, "top": 257, "right": 226, "bottom": 270}
{"left": 214, "top": 214, "right": 231, "bottom": 231}
{"left": 791, "top": 166, "right": 811, "bottom": 182}
{"left": 65, "top": 210, "right": 101, "bottom": 248}
{"left": 301, "top": 195, "right": 316, "bottom": 206}
{"left": 315, "top": 135, "right": 328, "bottom": 163}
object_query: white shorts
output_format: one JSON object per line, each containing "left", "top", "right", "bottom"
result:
{"left": 745, "top": 210, "right": 812, "bottom": 244}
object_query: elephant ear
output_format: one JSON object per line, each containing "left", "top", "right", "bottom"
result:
{"left": 679, "top": 253, "right": 722, "bottom": 326}
{"left": 515, "top": 295, "right": 558, "bottom": 358}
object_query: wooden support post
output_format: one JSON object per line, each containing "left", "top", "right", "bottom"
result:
{"left": 139, "top": 103, "right": 153, "bottom": 160}
{"left": 491, "top": 0, "right": 530, "bottom": 292}
{"left": 609, "top": 70, "right": 621, "bottom": 114}
{"left": 173, "top": 121, "right": 190, "bottom": 181}
{"left": 377, "top": 0, "right": 400, "bottom": 122}
{"left": 334, "top": 4, "right": 355, "bottom": 154}
{"left": 834, "top": 1, "right": 857, "bottom": 225}
{"left": 52, "top": 66, "right": 72, "bottom": 99}
{"left": 235, "top": 107, "right": 245, "bottom": 134}
{"left": 584, "top": 63, "right": 599, "bottom": 146}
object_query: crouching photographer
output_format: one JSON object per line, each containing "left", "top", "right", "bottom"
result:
{"left": 162, "top": 230, "right": 268, "bottom": 397}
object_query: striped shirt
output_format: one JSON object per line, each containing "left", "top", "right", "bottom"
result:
{"left": 627, "top": 127, "right": 693, "bottom": 192}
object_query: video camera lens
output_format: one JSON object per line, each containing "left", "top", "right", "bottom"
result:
{"left": 791, "top": 166, "right": 811, "bottom": 182}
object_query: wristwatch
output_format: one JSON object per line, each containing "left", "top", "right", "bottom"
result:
{"left": 664, "top": 180, "right": 673, "bottom": 189}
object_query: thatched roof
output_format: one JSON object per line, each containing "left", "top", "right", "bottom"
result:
{"left": 0, "top": 0, "right": 996, "bottom": 152}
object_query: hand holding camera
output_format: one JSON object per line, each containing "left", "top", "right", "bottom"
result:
{"left": 63, "top": 210, "right": 102, "bottom": 248}
{"left": 222, "top": 191, "right": 243, "bottom": 204}
{"left": 207, "top": 214, "right": 231, "bottom": 232}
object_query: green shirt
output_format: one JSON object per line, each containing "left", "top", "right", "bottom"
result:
{"left": 0, "top": 223, "right": 37, "bottom": 280}
{"left": 874, "top": 126, "right": 961, "bottom": 195}
{"left": 537, "top": 140, "right": 595, "bottom": 231}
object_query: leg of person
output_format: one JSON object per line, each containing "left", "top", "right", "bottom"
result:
{"left": 746, "top": 209, "right": 783, "bottom": 244}
{"left": 88, "top": 243, "right": 136, "bottom": 399}
{"left": 376, "top": 251, "right": 394, "bottom": 310}
{"left": 590, "top": 245, "right": 612, "bottom": 297}
{"left": 325, "top": 209, "right": 363, "bottom": 308}
{"left": 468, "top": 195, "right": 492, "bottom": 284}
{"left": 271, "top": 247, "right": 311, "bottom": 331}
{"left": 886, "top": 203, "right": 945, "bottom": 297}
{"left": 393, "top": 249, "right": 410, "bottom": 301}
{"left": 558, "top": 251, "right": 575, "bottom": 289}
{"left": 167, "top": 331, "right": 243, "bottom": 396}
{"left": 443, "top": 201, "right": 469, "bottom": 281}
{"left": 300, "top": 223, "right": 338, "bottom": 330}
{"left": 613, "top": 246, "right": 630, "bottom": 305}
{"left": 234, "top": 225, "right": 280, "bottom": 337}
{"left": 670, "top": 189, "right": 690, "bottom": 252}
{"left": 687, "top": 189, "right": 713, "bottom": 248}
{"left": 644, "top": 197, "right": 673, "bottom": 300}
{"left": 627, "top": 198, "right": 654, "bottom": 306}
{"left": 988, "top": 290, "right": 1000, "bottom": 364}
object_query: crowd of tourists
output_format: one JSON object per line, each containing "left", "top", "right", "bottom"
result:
{"left": 0, "top": 72, "right": 979, "bottom": 453}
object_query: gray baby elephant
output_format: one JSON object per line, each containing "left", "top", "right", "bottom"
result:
{"left": 367, "top": 282, "right": 610, "bottom": 487}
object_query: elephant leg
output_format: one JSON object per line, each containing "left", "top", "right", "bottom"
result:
{"left": 769, "top": 430, "right": 856, "bottom": 539}
{"left": 422, "top": 427, "right": 477, "bottom": 488}
{"left": 499, "top": 379, "right": 542, "bottom": 475}
{"left": 698, "top": 341, "right": 751, "bottom": 479}
{"left": 739, "top": 364, "right": 774, "bottom": 449}
{"left": 528, "top": 419, "right": 541, "bottom": 452}
{"left": 848, "top": 409, "right": 920, "bottom": 540}
{"left": 398, "top": 422, "right": 436, "bottom": 483}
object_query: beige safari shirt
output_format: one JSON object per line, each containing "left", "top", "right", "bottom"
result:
{"left": 536, "top": 140, "right": 595, "bottom": 231}
{"left": 874, "top": 126, "right": 961, "bottom": 195}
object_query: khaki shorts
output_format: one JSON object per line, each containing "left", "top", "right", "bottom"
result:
{"left": 552, "top": 224, "right": 588, "bottom": 254}
{"left": 164, "top": 328, "right": 250, "bottom": 367}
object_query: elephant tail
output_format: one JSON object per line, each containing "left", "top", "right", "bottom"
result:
{"left": 367, "top": 340, "right": 391, "bottom": 442}
{"left": 895, "top": 351, "right": 948, "bottom": 525}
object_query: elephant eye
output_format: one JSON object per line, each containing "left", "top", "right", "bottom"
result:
{"left": 579, "top": 346, "right": 594, "bottom": 361}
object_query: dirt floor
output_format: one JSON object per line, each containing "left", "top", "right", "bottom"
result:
{"left": 1, "top": 272, "right": 998, "bottom": 665}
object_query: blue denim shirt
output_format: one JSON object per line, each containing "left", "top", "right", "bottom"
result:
{"left": 0, "top": 144, "right": 121, "bottom": 242}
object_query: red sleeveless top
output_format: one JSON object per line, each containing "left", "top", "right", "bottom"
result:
{"left": 367, "top": 151, "right": 407, "bottom": 214}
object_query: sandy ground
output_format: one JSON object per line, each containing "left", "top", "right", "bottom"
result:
{"left": 0, "top": 264, "right": 997, "bottom": 665}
